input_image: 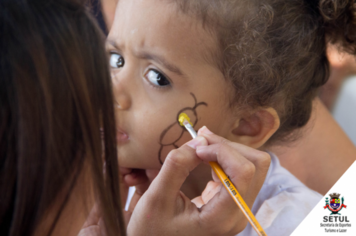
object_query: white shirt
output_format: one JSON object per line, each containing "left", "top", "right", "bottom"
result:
{"left": 238, "top": 152, "right": 322, "bottom": 236}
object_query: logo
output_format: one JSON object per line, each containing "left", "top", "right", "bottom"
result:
{"left": 324, "top": 193, "right": 347, "bottom": 215}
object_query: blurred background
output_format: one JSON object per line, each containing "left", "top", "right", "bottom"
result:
{"left": 321, "top": 45, "right": 356, "bottom": 146}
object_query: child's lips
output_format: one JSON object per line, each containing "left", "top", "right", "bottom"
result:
{"left": 116, "top": 127, "right": 129, "bottom": 143}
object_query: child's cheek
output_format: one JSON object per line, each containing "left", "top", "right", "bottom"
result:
{"left": 156, "top": 93, "right": 208, "bottom": 164}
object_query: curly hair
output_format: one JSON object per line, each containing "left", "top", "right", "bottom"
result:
{"left": 171, "top": 0, "right": 356, "bottom": 144}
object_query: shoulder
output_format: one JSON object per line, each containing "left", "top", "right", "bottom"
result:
{"left": 238, "top": 152, "right": 322, "bottom": 236}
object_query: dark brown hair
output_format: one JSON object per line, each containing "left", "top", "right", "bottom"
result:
{"left": 172, "top": 0, "right": 356, "bottom": 143}
{"left": 0, "top": 0, "right": 125, "bottom": 235}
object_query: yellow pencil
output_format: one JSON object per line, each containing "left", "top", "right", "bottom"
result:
{"left": 178, "top": 113, "right": 267, "bottom": 236}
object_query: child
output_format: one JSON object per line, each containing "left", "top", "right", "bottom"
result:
{"left": 106, "top": 0, "right": 356, "bottom": 235}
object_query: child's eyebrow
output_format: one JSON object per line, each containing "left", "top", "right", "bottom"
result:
{"left": 106, "top": 39, "right": 185, "bottom": 77}
{"left": 136, "top": 51, "right": 185, "bottom": 77}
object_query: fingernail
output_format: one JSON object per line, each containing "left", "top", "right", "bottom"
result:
{"left": 199, "top": 126, "right": 213, "bottom": 135}
{"left": 186, "top": 136, "right": 205, "bottom": 149}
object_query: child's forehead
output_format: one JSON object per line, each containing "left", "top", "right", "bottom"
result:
{"left": 112, "top": 0, "right": 219, "bottom": 67}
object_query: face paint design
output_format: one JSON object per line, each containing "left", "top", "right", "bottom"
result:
{"left": 158, "top": 93, "right": 207, "bottom": 164}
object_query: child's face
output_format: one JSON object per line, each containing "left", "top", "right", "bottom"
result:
{"left": 107, "top": 0, "right": 237, "bottom": 169}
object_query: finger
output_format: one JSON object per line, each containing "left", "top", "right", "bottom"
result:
{"left": 82, "top": 204, "right": 101, "bottom": 228}
{"left": 193, "top": 176, "right": 245, "bottom": 235}
{"left": 147, "top": 137, "right": 207, "bottom": 203}
{"left": 191, "top": 196, "right": 204, "bottom": 208}
{"left": 201, "top": 181, "right": 221, "bottom": 205}
{"left": 196, "top": 143, "right": 255, "bottom": 196}
{"left": 192, "top": 181, "right": 221, "bottom": 208}
{"left": 198, "top": 127, "right": 255, "bottom": 157}
{"left": 198, "top": 126, "right": 271, "bottom": 170}
{"left": 124, "top": 169, "right": 149, "bottom": 187}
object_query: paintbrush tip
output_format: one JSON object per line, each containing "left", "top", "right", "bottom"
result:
{"left": 178, "top": 113, "right": 193, "bottom": 126}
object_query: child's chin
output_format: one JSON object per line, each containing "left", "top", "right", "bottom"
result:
{"left": 118, "top": 158, "right": 161, "bottom": 170}
{"left": 117, "top": 147, "right": 162, "bottom": 169}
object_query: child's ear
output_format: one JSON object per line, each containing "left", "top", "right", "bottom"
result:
{"left": 228, "top": 108, "right": 280, "bottom": 148}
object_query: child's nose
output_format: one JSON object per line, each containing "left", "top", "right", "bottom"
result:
{"left": 115, "top": 93, "right": 131, "bottom": 110}
{"left": 112, "top": 76, "right": 131, "bottom": 110}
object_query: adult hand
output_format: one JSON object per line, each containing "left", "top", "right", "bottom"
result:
{"left": 127, "top": 126, "right": 271, "bottom": 236}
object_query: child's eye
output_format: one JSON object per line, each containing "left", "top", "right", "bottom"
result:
{"left": 144, "top": 69, "right": 171, "bottom": 87}
{"left": 109, "top": 53, "right": 125, "bottom": 68}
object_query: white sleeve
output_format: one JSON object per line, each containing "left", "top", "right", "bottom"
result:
{"left": 238, "top": 186, "right": 321, "bottom": 236}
